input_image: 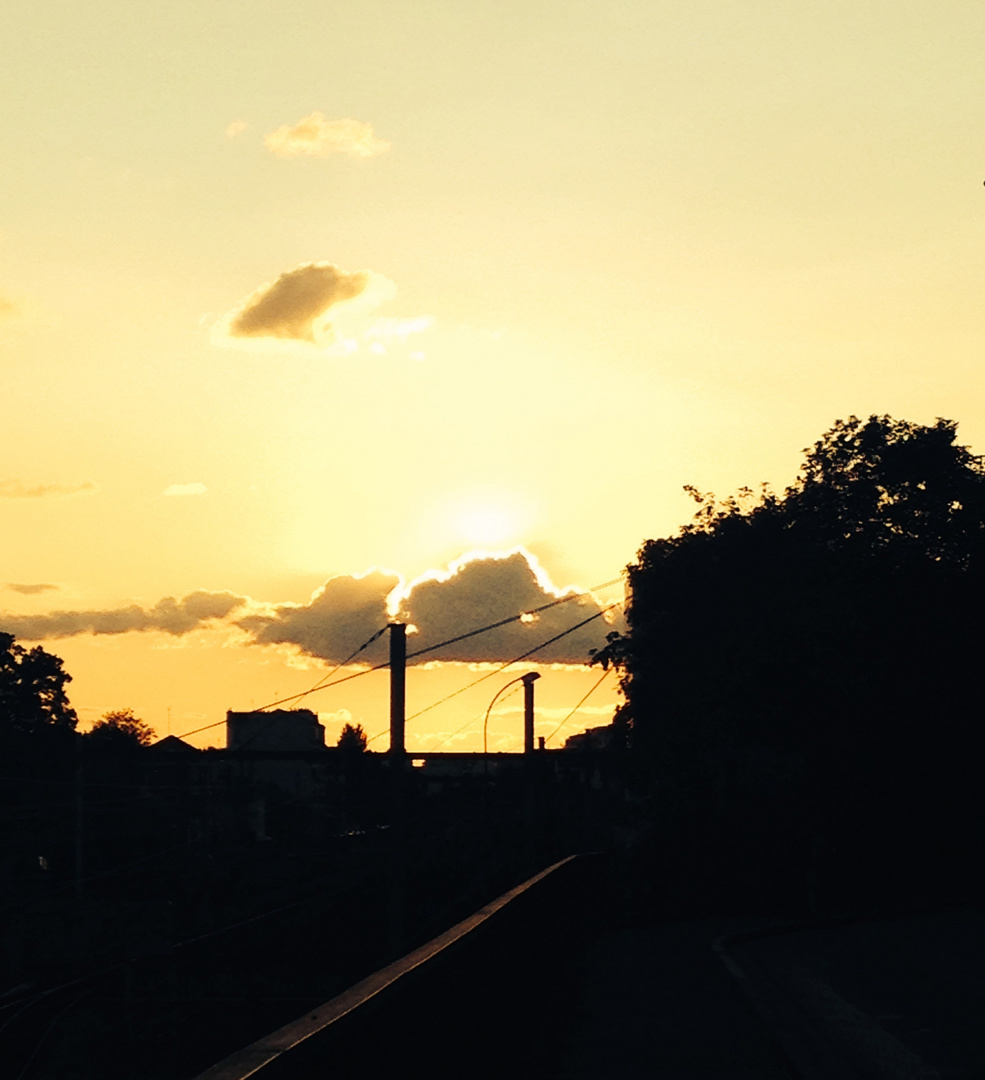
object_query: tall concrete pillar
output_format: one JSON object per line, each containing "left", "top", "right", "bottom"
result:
{"left": 389, "top": 622, "right": 406, "bottom": 757}
{"left": 523, "top": 672, "right": 538, "bottom": 755}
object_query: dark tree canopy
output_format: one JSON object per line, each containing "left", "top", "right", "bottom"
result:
{"left": 336, "top": 722, "right": 368, "bottom": 752}
{"left": 0, "top": 632, "right": 78, "bottom": 732}
{"left": 595, "top": 416, "right": 985, "bottom": 907}
{"left": 780, "top": 415, "right": 985, "bottom": 564}
{"left": 86, "top": 708, "right": 154, "bottom": 748}
{"left": 597, "top": 415, "right": 985, "bottom": 727}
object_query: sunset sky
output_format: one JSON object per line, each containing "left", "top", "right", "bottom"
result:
{"left": 3, "top": 1, "right": 984, "bottom": 749}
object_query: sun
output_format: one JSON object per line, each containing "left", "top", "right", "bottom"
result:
{"left": 460, "top": 506, "right": 516, "bottom": 547}
{"left": 417, "top": 490, "right": 533, "bottom": 556}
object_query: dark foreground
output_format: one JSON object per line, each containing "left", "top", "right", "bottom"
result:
{"left": 188, "top": 855, "right": 983, "bottom": 1080}
{"left": 189, "top": 853, "right": 797, "bottom": 1080}
{"left": 4, "top": 850, "right": 982, "bottom": 1079}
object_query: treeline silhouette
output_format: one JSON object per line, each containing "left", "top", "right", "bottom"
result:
{"left": 595, "top": 415, "right": 985, "bottom": 914}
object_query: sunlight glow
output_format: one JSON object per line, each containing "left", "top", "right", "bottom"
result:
{"left": 460, "top": 506, "right": 516, "bottom": 546}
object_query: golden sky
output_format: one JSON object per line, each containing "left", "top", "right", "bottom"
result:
{"left": 2, "top": 1, "right": 984, "bottom": 747}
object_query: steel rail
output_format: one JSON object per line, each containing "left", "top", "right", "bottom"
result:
{"left": 192, "top": 853, "right": 582, "bottom": 1080}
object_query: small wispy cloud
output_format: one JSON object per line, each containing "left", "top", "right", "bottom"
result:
{"left": 225, "top": 119, "right": 248, "bottom": 139}
{"left": 6, "top": 583, "right": 59, "bottom": 595}
{"left": 265, "top": 114, "right": 390, "bottom": 159}
{"left": 0, "top": 296, "right": 20, "bottom": 320}
{"left": 365, "top": 315, "right": 434, "bottom": 344}
{"left": 0, "top": 480, "right": 98, "bottom": 499}
{"left": 0, "top": 590, "right": 247, "bottom": 641}
{"left": 163, "top": 482, "right": 208, "bottom": 497}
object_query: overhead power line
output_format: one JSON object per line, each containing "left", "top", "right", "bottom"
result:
{"left": 543, "top": 666, "right": 614, "bottom": 746}
{"left": 423, "top": 684, "right": 525, "bottom": 752}
{"left": 175, "top": 573, "right": 624, "bottom": 740}
{"left": 254, "top": 626, "right": 389, "bottom": 713}
{"left": 367, "top": 601, "right": 619, "bottom": 744}
{"left": 214, "top": 627, "right": 391, "bottom": 752}
{"left": 404, "top": 575, "right": 624, "bottom": 662}
{"left": 280, "top": 576, "right": 626, "bottom": 719}
{"left": 175, "top": 628, "right": 393, "bottom": 738}
{"left": 403, "top": 604, "right": 618, "bottom": 725}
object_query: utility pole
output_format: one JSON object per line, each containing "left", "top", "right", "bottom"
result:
{"left": 523, "top": 672, "right": 538, "bottom": 755}
{"left": 387, "top": 622, "right": 407, "bottom": 958}
{"left": 74, "top": 740, "right": 85, "bottom": 903}
{"left": 388, "top": 622, "right": 406, "bottom": 758}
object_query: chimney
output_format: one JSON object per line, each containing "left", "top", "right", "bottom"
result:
{"left": 389, "top": 622, "right": 406, "bottom": 758}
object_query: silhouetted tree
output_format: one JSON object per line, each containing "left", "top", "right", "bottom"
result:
{"left": 337, "top": 722, "right": 368, "bottom": 752}
{"left": 0, "top": 632, "right": 78, "bottom": 732}
{"left": 595, "top": 416, "right": 985, "bottom": 909}
{"left": 86, "top": 708, "right": 154, "bottom": 748}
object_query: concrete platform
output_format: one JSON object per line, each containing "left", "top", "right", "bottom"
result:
{"left": 565, "top": 903, "right": 985, "bottom": 1080}
{"left": 718, "top": 904, "right": 985, "bottom": 1080}
{"left": 562, "top": 917, "right": 799, "bottom": 1079}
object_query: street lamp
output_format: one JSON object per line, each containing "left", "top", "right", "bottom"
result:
{"left": 483, "top": 671, "right": 541, "bottom": 755}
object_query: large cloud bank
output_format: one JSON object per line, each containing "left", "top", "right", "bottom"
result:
{"left": 397, "top": 551, "right": 617, "bottom": 664}
{"left": 2, "top": 552, "right": 623, "bottom": 666}
{"left": 243, "top": 551, "right": 622, "bottom": 666}
{"left": 239, "top": 570, "right": 400, "bottom": 662}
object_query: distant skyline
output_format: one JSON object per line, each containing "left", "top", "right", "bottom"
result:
{"left": 3, "top": 1, "right": 984, "bottom": 745}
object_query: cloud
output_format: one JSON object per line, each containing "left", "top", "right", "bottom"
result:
{"left": 6, "top": 583, "right": 59, "bottom": 595}
{"left": 163, "top": 482, "right": 207, "bottom": 497}
{"left": 214, "top": 261, "right": 395, "bottom": 349}
{"left": 225, "top": 119, "right": 248, "bottom": 139}
{"left": 0, "top": 296, "right": 20, "bottom": 320}
{"left": 365, "top": 315, "right": 434, "bottom": 343}
{"left": 495, "top": 702, "right": 617, "bottom": 721}
{"left": 394, "top": 550, "right": 621, "bottom": 664}
{"left": 0, "top": 480, "right": 98, "bottom": 499}
{"left": 265, "top": 114, "right": 390, "bottom": 159}
{"left": 241, "top": 550, "right": 624, "bottom": 666}
{"left": 0, "top": 552, "right": 624, "bottom": 667}
{"left": 238, "top": 570, "right": 399, "bottom": 662}
{"left": 0, "top": 590, "right": 246, "bottom": 641}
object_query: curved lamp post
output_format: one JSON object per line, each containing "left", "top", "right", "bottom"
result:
{"left": 483, "top": 671, "right": 541, "bottom": 755}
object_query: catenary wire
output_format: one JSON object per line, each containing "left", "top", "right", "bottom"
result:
{"left": 268, "top": 625, "right": 389, "bottom": 711}
{"left": 403, "top": 575, "right": 623, "bottom": 662}
{"left": 174, "top": 631, "right": 393, "bottom": 738}
{"left": 229, "top": 627, "right": 391, "bottom": 752}
{"left": 261, "top": 573, "right": 624, "bottom": 716}
{"left": 404, "top": 604, "right": 617, "bottom": 723}
{"left": 425, "top": 684, "right": 523, "bottom": 752}
{"left": 366, "top": 603, "right": 617, "bottom": 744}
{"left": 175, "top": 574, "right": 624, "bottom": 740}
{"left": 543, "top": 666, "right": 614, "bottom": 746}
